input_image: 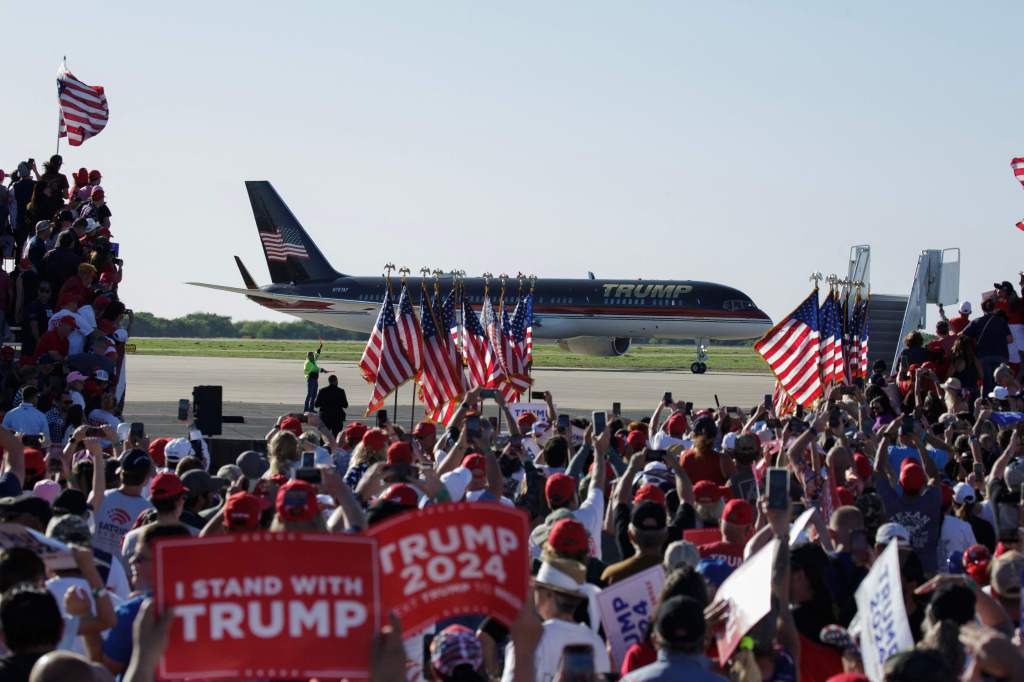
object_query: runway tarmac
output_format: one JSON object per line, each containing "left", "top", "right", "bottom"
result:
{"left": 122, "top": 355, "right": 774, "bottom": 439}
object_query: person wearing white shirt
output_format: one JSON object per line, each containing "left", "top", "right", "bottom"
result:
{"left": 501, "top": 557, "right": 609, "bottom": 682}
{"left": 539, "top": 431, "right": 609, "bottom": 561}
{"left": 2, "top": 385, "right": 50, "bottom": 438}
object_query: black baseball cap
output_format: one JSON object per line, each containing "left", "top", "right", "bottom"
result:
{"left": 631, "top": 500, "right": 667, "bottom": 531}
{"left": 654, "top": 596, "right": 706, "bottom": 647}
{"left": 118, "top": 449, "right": 152, "bottom": 472}
{"left": 692, "top": 415, "right": 717, "bottom": 439}
{"left": 0, "top": 494, "right": 52, "bottom": 527}
{"left": 51, "top": 488, "right": 87, "bottom": 517}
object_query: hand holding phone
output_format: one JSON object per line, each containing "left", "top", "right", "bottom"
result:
{"left": 557, "top": 414, "right": 570, "bottom": 432}
{"left": 612, "top": 402, "right": 621, "bottom": 417}
{"left": 662, "top": 391, "right": 673, "bottom": 406}
{"left": 376, "top": 410, "right": 388, "bottom": 428}
{"left": 766, "top": 467, "right": 790, "bottom": 510}
{"left": 592, "top": 411, "right": 606, "bottom": 436}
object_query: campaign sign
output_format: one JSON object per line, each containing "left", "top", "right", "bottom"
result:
{"left": 0, "top": 523, "right": 74, "bottom": 570}
{"left": 153, "top": 533, "right": 380, "bottom": 681}
{"left": 507, "top": 402, "right": 550, "bottom": 422}
{"left": 713, "top": 538, "right": 776, "bottom": 663}
{"left": 855, "top": 539, "right": 913, "bottom": 681}
{"left": 682, "top": 528, "right": 720, "bottom": 546}
{"left": 596, "top": 565, "right": 665, "bottom": 667}
{"left": 366, "top": 501, "right": 530, "bottom": 634}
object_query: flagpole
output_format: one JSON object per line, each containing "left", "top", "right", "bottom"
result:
{"left": 56, "top": 56, "right": 65, "bottom": 156}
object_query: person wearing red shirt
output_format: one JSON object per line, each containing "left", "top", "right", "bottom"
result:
{"left": 680, "top": 415, "right": 733, "bottom": 486}
{"left": 940, "top": 301, "right": 972, "bottom": 334}
{"left": 927, "top": 319, "right": 957, "bottom": 380}
{"left": 33, "top": 316, "right": 75, "bottom": 361}
{"left": 57, "top": 263, "right": 96, "bottom": 307}
{"left": 698, "top": 498, "right": 754, "bottom": 568}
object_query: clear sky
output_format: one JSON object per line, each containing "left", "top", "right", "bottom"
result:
{"left": 4, "top": 2, "right": 1023, "bottom": 328}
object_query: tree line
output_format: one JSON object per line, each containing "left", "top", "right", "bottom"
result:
{"left": 131, "top": 312, "right": 369, "bottom": 340}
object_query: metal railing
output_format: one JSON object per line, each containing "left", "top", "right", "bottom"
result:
{"left": 891, "top": 252, "right": 930, "bottom": 371}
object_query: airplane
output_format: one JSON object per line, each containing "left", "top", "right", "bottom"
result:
{"left": 190, "top": 181, "right": 774, "bottom": 373}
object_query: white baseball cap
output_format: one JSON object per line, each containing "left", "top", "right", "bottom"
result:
{"left": 94, "top": 369, "right": 109, "bottom": 382}
{"left": 989, "top": 386, "right": 1010, "bottom": 400}
{"left": 875, "top": 522, "right": 911, "bottom": 547}
{"left": 953, "top": 482, "right": 976, "bottom": 505}
{"left": 721, "top": 432, "right": 738, "bottom": 452}
{"left": 164, "top": 438, "right": 195, "bottom": 464}
{"left": 960, "top": 301, "right": 972, "bottom": 314}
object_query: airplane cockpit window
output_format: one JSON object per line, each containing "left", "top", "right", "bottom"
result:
{"left": 723, "top": 299, "right": 757, "bottom": 311}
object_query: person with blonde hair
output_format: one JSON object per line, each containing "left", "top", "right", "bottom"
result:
{"left": 266, "top": 429, "right": 300, "bottom": 478}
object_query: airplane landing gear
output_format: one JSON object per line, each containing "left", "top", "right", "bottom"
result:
{"left": 690, "top": 339, "right": 709, "bottom": 374}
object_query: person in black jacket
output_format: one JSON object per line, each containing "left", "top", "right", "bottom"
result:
{"left": 314, "top": 374, "right": 348, "bottom": 436}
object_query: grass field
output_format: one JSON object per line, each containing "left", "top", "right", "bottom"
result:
{"left": 131, "top": 338, "right": 770, "bottom": 372}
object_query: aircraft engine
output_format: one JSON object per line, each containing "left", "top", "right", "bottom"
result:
{"left": 556, "top": 336, "right": 632, "bottom": 357}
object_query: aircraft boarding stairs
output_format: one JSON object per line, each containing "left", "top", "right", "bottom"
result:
{"left": 844, "top": 245, "right": 960, "bottom": 374}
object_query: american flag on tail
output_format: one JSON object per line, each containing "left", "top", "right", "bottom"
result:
{"left": 819, "top": 291, "right": 846, "bottom": 387}
{"left": 419, "top": 286, "right": 463, "bottom": 415}
{"left": 754, "top": 289, "right": 824, "bottom": 408}
{"left": 259, "top": 228, "right": 310, "bottom": 262}
{"left": 360, "top": 287, "right": 414, "bottom": 413}
{"left": 395, "top": 283, "right": 423, "bottom": 376}
{"left": 57, "top": 59, "right": 108, "bottom": 147}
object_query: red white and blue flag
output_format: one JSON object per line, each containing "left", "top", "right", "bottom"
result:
{"left": 1012, "top": 157, "right": 1024, "bottom": 189}
{"left": 480, "top": 294, "right": 508, "bottom": 391}
{"left": 57, "top": 59, "right": 108, "bottom": 147}
{"left": 505, "top": 295, "right": 533, "bottom": 396}
{"left": 362, "top": 288, "right": 414, "bottom": 413}
{"left": 462, "top": 298, "right": 493, "bottom": 390}
{"left": 755, "top": 289, "right": 824, "bottom": 407}
{"left": 395, "top": 283, "right": 423, "bottom": 377}
{"left": 819, "top": 291, "right": 846, "bottom": 387}
{"left": 419, "top": 286, "right": 462, "bottom": 414}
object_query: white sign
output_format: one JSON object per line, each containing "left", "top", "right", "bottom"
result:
{"left": 788, "top": 508, "right": 816, "bottom": 547}
{"left": 596, "top": 565, "right": 665, "bottom": 667}
{"left": 508, "top": 402, "right": 550, "bottom": 422}
{"left": 714, "top": 538, "right": 777, "bottom": 663}
{"left": 0, "top": 523, "right": 74, "bottom": 570}
{"left": 855, "top": 539, "right": 914, "bottom": 681}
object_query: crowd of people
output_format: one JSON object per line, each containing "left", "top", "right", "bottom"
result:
{"left": 0, "top": 159, "right": 1023, "bottom": 680}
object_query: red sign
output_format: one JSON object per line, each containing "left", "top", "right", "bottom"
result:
{"left": 682, "top": 528, "right": 720, "bottom": 545}
{"left": 153, "top": 533, "right": 379, "bottom": 681}
{"left": 365, "top": 502, "right": 530, "bottom": 634}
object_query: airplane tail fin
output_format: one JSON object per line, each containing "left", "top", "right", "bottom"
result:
{"left": 245, "top": 181, "right": 341, "bottom": 284}
{"left": 233, "top": 256, "right": 258, "bottom": 289}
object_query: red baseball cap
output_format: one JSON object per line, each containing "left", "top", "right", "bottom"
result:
{"left": 633, "top": 484, "right": 666, "bottom": 507}
{"left": 23, "top": 448, "right": 45, "bottom": 479}
{"left": 275, "top": 480, "right": 318, "bottom": 523}
{"left": 852, "top": 452, "right": 872, "bottom": 481}
{"left": 899, "top": 460, "right": 926, "bottom": 495}
{"left": 587, "top": 460, "right": 615, "bottom": 481}
{"left": 693, "top": 480, "right": 730, "bottom": 504}
{"left": 835, "top": 487, "right": 855, "bottom": 506}
{"left": 361, "top": 428, "right": 388, "bottom": 451}
{"left": 665, "top": 412, "right": 688, "bottom": 437}
{"left": 279, "top": 416, "right": 302, "bottom": 437}
{"left": 963, "top": 544, "right": 992, "bottom": 584}
{"left": 88, "top": 169, "right": 101, "bottom": 181}
{"left": 546, "top": 518, "right": 589, "bottom": 555}
{"left": 723, "top": 499, "right": 755, "bottom": 526}
{"left": 626, "top": 430, "right": 648, "bottom": 452}
{"left": 58, "top": 316, "right": 78, "bottom": 329}
{"left": 148, "top": 437, "right": 171, "bottom": 468}
{"left": 380, "top": 483, "right": 419, "bottom": 509}
{"left": 545, "top": 473, "right": 577, "bottom": 507}
{"left": 461, "top": 453, "right": 486, "bottom": 478}
{"left": 343, "top": 422, "right": 368, "bottom": 446}
{"left": 412, "top": 422, "right": 436, "bottom": 438}
{"left": 150, "top": 472, "right": 186, "bottom": 501}
{"left": 516, "top": 413, "right": 538, "bottom": 430}
{"left": 224, "top": 492, "right": 262, "bottom": 530}
{"left": 386, "top": 442, "right": 413, "bottom": 466}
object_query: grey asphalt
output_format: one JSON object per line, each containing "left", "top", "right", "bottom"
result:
{"left": 121, "top": 355, "right": 774, "bottom": 439}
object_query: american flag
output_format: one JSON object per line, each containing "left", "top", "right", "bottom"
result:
{"left": 57, "top": 59, "right": 108, "bottom": 147}
{"left": 858, "top": 298, "right": 870, "bottom": 378}
{"left": 754, "top": 289, "right": 824, "bottom": 407}
{"left": 359, "top": 289, "right": 387, "bottom": 385}
{"left": 259, "top": 228, "right": 309, "bottom": 262}
{"left": 364, "top": 287, "right": 414, "bottom": 414}
{"left": 847, "top": 296, "right": 868, "bottom": 380}
{"left": 819, "top": 291, "right": 846, "bottom": 387}
{"left": 462, "top": 298, "right": 493, "bottom": 389}
{"left": 523, "top": 292, "right": 534, "bottom": 364}
{"left": 480, "top": 294, "right": 508, "bottom": 390}
{"left": 1017, "top": 220, "right": 1024, "bottom": 232}
{"left": 395, "top": 283, "right": 423, "bottom": 377}
{"left": 505, "top": 295, "right": 533, "bottom": 395}
{"left": 1013, "top": 157, "right": 1024, "bottom": 189}
{"left": 772, "top": 380, "right": 798, "bottom": 417}
{"left": 418, "top": 285, "right": 462, "bottom": 413}
{"left": 439, "top": 288, "right": 464, "bottom": 390}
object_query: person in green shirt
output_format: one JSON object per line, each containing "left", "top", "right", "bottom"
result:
{"left": 303, "top": 341, "right": 327, "bottom": 411}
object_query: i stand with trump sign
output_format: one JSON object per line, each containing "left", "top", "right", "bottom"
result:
{"left": 854, "top": 539, "right": 914, "bottom": 681}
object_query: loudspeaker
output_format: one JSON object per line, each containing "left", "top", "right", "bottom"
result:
{"left": 192, "top": 385, "right": 223, "bottom": 436}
